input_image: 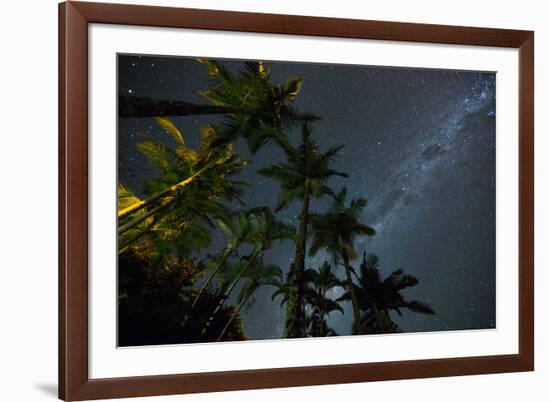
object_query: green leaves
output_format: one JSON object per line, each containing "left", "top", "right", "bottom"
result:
{"left": 259, "top": 122, "right": 347, "bottom": 212}
{"left": 197, "top": 58, "right": 314, "bottom": 153}
{"left": 155, "top": 116, "right": 185, "bottom": 146}
{"left": 237, "top": 262, "right": 282, "bottom": 305}
{"left": 136, "top": 139, "right": 178, "bottom": 174}
{"left": 119, "top": 116, "right": 249, "bottom": 257}
{"left": 118, "top": 184, "right": 142, "bottom": 211}
{"left": 281, "top": 76, "right": 303, "bottom": 101}
{"left": 258, "top": 164, "right": 305, "bottom": 183}
{"left": 274, "top": 187, "right": 304, "bottom": 212}
{"left": 245, "top": 207, "right": 297, "bottom": 250}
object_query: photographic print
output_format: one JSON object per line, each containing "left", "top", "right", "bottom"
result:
{"left": 117, "top": 55, "right": 496, "bottom": 347}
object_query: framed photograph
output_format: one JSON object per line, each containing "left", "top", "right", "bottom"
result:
{"left": 59, "top": 1, "right": 534, "bottom": 400}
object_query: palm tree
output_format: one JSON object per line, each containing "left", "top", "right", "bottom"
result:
{"left": 342, "top": 253, "right": 435, "bottom": 334}
{"left": 270, "top": 265, "right": 292, "bottom": 308}
{"left": 216, "top": 262, "right": 282, "bottom": 341}
{"left": 117, "top": 182, "right": 214, "bottom": 260}
{"left": 304, "top": 262, "right": 344, "bottom": 337}
{"left": 259, "top": 123, "right": 348, "bottom": 338}
{"left": 309, "top": 187, "right": 375, "bottom": 335}
{"left": 118, "top": 118, "right": 247, "bottom": 222}
{"left": 120, "top": 60, "right": 317, "bottom": 153}
{"left": 191, "top": 211, "right": 255, "bottom": 308}
{"left": 118, "top": 118, "right": 248, "bottom": 257}
{"left": 200, "top": 208, "right": 295, "bottom": 335}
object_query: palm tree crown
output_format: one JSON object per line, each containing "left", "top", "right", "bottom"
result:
{"left": 117, "top": 118, "right": 248, "bottom": 258}
{"left": 343, "top": 254, "right": 435, "bottom": 334}
{"left": 309, "top": 187, "right": 375, "bottom": 334}
{"left": 258, "top": 123, "right": 348, "bottom": 212}
{"left": 304, "top": 262, "right": 344, "bottom": 337}
{"left": 309, "top": 187, "right": 375, "bottom": 259}
{"left": 199, "top": 59, "right": 317, "bottom": 152}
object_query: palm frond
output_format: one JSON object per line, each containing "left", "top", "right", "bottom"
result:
{"left": 403, "top": 301, "right": 435, "bottom": 315}
{"left": 155, "top": 117, "right": 185, "bottom": 146}
{"left": 281, "top": 76, "right": 303, "bottom": 101}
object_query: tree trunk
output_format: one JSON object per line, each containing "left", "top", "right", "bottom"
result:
{"left": 200, "top": 248, "right": 261, "bottom": 336}
{"left": 118, "top": 217, "right": 157, "bottom": 253}
{"left": 118, "top": 156, "right": 224, "bottom": 222}
{"left": 319, "top": 288, "right": 327, "bottom": 337}
{"left": 284, "top": 188, "right": 310, "bottom": 338}
{"left": 191, "top": 247, "right": 235, "bottom": 308}
{"left": 343, "top": 253, "right": 363, "bottom": 335}
{"left": 372, "top": 304, "right": 386, "bottom": 333}
{"left": 319, "top": 318, "right": 327, "bottom": 337}
{"left": 119, "top": 95, "right": 242, "bottom": 118}
{"left": 117, "top": 200, "right": 171, "bottom": 237}
{"left": 216, "top": 295, "right": 248, "bottom": 341}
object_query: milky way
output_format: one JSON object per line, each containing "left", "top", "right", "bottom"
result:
{"left": 118, "top": 54, "right": 496, "bottom": 339}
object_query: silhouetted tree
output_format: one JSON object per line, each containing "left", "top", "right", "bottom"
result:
{"left": 309, "top": 187, "right": 375, "bottom": 335}
{"left": 341, "top": 254, "right": 435, "bottom": 334}
{"left": 200, "top": 208, "right": 295, "bottom": 335}
{"left": 259, "top": 123, "right": 348, "bottom": 338}
{"left": 192, "top": 211, "right": 256, "bottom": 308}
{"left": 217, "top": 262, "right": 282, "bottom": 341}
{"left": 304, "top": 262, "right": 344, "bottom": 337}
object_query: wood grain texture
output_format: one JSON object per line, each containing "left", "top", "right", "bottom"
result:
{"left": 58, "top": 1, "right": 534, "bottom": 400}
{"left": 72, "top": 1, "right": 531, "bottom": 47}
{"left": 518, "top": 33, "right": 535, "bottom": 370}
{"left": 59, "top": 2, "right": 89, "bottom": 400}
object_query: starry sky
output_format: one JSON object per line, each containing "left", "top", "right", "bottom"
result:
{"left": 118, "top": 54, "right": 496, "bottom": 339}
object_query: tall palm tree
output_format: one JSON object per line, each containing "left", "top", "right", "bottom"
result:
{"left": 342, "top": 253, "right": 435, "bottom": 334}
{"left": 200, "top": 208, "right": 295, "bottom": 335}
{"left": 304, "top": 262, "right": 344, "bottom": 337}
{"left": 120, "top": 60, "right": 317, "bottom": 153}
{"left": 259, "top": 123, "right": 348, "bottom": 338}
{"left": 309, "top": 187, "right": 375, "bottom": 335}
{"left": 216, "top": 262, "right": 282, "bottom": 341}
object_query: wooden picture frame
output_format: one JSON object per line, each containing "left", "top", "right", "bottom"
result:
{"left": 59, "top": 1, "right": 534, "bottom": 400}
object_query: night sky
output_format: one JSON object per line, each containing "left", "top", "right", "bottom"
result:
{"left": 118, "top": 54, "right": 496, "bottom": 339}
